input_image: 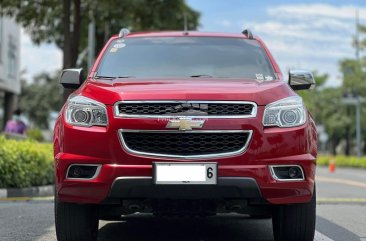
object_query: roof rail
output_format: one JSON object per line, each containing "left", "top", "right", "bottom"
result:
{"left": 118, "top": 28, "right": 130, "bottom": 38}
{"left": 242, "top": 29, "right": 253, "bottom": 39}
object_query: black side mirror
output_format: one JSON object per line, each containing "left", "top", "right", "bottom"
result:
{"left": 288, "top": 70, "right": 315, "bottom": 91}
{"left": 59, "top": 68, "right": 84, "bottom": 89}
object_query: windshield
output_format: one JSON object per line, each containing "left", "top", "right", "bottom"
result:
{"left": 96, "top": 37, "right": 276, "bottom": 80}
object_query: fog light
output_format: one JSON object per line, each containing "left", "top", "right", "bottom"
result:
{"left": 71, "top": 166, "right": 82, "bottom": 178}
{"left": 67, "top": 165, "right": 101, "bottom": 179}
{"left": 288, "top": 166, "right": 301, "bottom": 178}
{"left": 269, "top": 165, "right": 304, "bottom": 181}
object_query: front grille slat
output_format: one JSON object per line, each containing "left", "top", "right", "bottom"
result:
{"left": 120, "top": 131, "right": 251, "bottom": 158}
{"left": 116, "top": 102, "right": 255, "bottom": 117}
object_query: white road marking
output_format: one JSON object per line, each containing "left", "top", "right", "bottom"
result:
{"left": 314, "top": 230, "right": 334, "bottom": 241}
{"left": 317, "top": 176, "right": 366, "bottom": 189}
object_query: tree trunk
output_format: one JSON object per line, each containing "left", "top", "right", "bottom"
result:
{"left": 345, "top": 128, "right": 350, "bottom": 156}
{"left": 62, "top": 0, "right": 82, "bottom": 102}
{"left": 71, "top": 0, "right": 81, "bottom": 67}
{"left": 63, "top": 0, "right": 71, "bottom": 69}
{"left": 331, "top": 137, "right": 339, "bottom": 156}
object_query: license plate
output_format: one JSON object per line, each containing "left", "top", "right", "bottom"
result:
{"left": 153, "top": 162, "right": 217, "bottom": 185}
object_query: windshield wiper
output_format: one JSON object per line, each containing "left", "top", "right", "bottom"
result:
{"left": 94, "top": 75, "right": 134, "bottom": 79}
{"left": 190, "top": 74, "right": 213, "bottom": 78}
{"left": 94, "top": 75, "right": 116, "bottom": 79}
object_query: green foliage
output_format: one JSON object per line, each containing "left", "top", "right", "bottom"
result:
{"left": 298, "top": 72, "right": 350, "bottom": 151}
{"left": 19, "top": 72, "right": 63, "bottom": 129}
{"left": 0, "top": 136, "right": 54, "bottom": 188}
{"left": 26, "top": 128, "right": 45, "bottom": 142}
{"left": 317, "top": 155, "right": 366, "bottom": 169}
{"left": 340, "top": 58, "right": 366, "bottom": 94}
{"left": 298, "top": 71, "right": 329, "bottom": 121}
{"left": 0, "top": 0, "right": 200, "bottom": 65}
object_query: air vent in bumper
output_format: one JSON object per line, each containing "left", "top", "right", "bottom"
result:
{"left": 114, "top": 101, "right": 257, "bottom": 118}
{"left": 118, "top": 130, "right": 253, "bottom": 159}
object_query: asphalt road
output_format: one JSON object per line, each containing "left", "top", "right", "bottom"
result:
{"left": 1, "top": 166, "right": 366, "bottom": 241}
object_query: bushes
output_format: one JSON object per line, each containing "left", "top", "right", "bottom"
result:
{"left": 0, "top": 136, "right": 54, "bottom": 188}
{"left": 26, "top": 128, "right": 45, "bottom": 142}
{"left": 317, "top": 155, "right": 366, "bottom": 169}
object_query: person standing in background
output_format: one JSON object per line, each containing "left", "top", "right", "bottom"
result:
{"left": 4, "top": 109, "right": 27, "bottom": 135}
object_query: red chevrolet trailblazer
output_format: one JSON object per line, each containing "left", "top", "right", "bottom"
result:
{"left": 54, "top": 28, "right": 317, "bottom": 241}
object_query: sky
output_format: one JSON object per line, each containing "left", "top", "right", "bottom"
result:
{"left": 21, "top": 0, "right": 366, "bottom": 86}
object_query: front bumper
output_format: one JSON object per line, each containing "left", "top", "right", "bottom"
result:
{"left": 54, "top": 104, "right": 317, "bottom": 205}
{"left": 55, "top": 153, "right": 316, "bottom": 205}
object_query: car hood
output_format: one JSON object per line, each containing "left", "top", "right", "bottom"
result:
{"left": 76, "top": 78, "right": 295, "bottom": 106}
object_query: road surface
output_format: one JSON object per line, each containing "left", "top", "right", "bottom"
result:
{"left": 1, "top": 166, "right": 366, "bottom": 241}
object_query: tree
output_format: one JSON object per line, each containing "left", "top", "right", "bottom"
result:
{"left": 336, "top": 23, "right": 366, "bottom": 155}
{"left": 298, "top": 72, "right": 352, "bottom": 155}
{"left": 298, "top": 71, "right": 328, "bottom": 122}
{"left": 19, "top": 72, "right": 63, "bottom": 129}
{"left": 0, "top": 0, "right": 200, "bottom": 69}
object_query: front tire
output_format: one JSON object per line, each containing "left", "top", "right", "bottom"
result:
{"left": 55, "top": 199, "right": 99, "bottom": 241}
{"left": 272, "top": 188, "right": 316, "bottom": 241}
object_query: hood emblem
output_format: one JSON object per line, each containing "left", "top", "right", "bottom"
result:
{"left": 166, "top": 118, "right": 205, "bottom": 131}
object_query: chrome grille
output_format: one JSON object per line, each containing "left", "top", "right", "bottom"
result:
{"left": 114, "top": 101, "right": 257, "bottom": 118}
{"left": 119, "top": 130, "right": 252, "bottom": 159}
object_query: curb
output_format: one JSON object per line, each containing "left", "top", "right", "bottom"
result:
{"left": 317, "top": 198, "right": 366, "bottom": 204}
{"left": 0, "top": 185, "right": 54, "bottom": 199}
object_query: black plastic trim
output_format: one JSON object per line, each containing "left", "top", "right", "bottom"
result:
{"left": 108, "top": 177, "right": 262, "bottom": 199}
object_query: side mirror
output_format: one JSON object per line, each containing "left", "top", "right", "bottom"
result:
{"left": 59, "top": 68, "right": 84, "bottom": 89}
{"left": 288, "top": 70, "right": 315, "bottom": 90}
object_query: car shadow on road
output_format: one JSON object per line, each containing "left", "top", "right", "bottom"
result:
{"left": 98, "top": 214, "right": 274, "bottom": 241}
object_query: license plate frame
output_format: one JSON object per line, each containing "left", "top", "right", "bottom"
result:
{"left": 153, "top": 162, "right": 217, "bottom": 185}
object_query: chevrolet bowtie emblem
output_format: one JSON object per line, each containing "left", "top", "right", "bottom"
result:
{"left": 166, "top": 118, "right": 205, "bottom": 131}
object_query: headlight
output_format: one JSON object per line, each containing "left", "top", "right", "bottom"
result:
{"left": 263, "top": 96, "right": 306, "bottom": 127}
{"left": 65, "top": 96, "right": 108, "bottom": 127}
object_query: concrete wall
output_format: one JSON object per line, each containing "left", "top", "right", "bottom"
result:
{"left": 0, "top": 16, "right": 21, "bottom": 94}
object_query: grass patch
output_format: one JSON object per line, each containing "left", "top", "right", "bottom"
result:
{"left": 317, "top": 155, "right": 366, "bottom": 169}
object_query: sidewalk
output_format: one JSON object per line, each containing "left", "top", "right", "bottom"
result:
{"left": 0, "top": 185, "right": 54, "bottom": 199}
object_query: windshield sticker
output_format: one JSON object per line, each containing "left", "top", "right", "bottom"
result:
{"left": 255, "top": 73, "right": 264, "bottom": 80}
{"left": 265, "top": 75, "right": 273, "bottom": 81}
{"left": 113, "top": 43, "right": 126, "bottom": 48}
{"left": 110, "top": 47, "right": 118, "bottom": 53}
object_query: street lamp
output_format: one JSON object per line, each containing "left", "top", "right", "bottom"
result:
{"left": 342, "top": 92, "right": 363, "bottom": 157}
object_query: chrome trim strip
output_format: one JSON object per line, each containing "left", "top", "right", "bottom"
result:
{"left": 114, "top": 176, "right": 152, "bottom": 180}
{"left": 269, "top": 165, "right": 305, "bottom": 182}
{"left": 114, "top": 100, "right": 258, "bottom": 119}
{"left": 65, "top": 164, "right": 102, "bottom": 180}
{"left": 111, "top": 176, "right": 152, "bottom": 189}
{"left": 118, "top": 129, "right": 253, "bottom": 159}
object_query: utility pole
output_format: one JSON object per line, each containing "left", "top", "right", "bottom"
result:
{"left": 88, "top": 20, "right": 96, "bottom": 72}
{"left": 87, "top": 2, "right": 96, "bottom": 73}
{"left": 356, "top": 9, "right": 361, "bottom": 157}
{"left": 356, "top": 96, "right": 361, "bottom": 157}
{"left": 184, "top": 12, "right": 188, "bottom": 33}
{"left": 355, "top": 9, "right": 360, "bottom": 62}
{"left": 350, "top": 9, "right": 362, "bottom": 157}
{"left": 342, "top": 93, "right": 362, "bottom": 157}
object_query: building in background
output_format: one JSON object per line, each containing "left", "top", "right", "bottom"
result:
{"left": 0, "top": 15, "right": 21, "bottom": 129}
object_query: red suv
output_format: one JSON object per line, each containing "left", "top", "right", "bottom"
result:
{"left": 54, "top": 29, "right": 317, "bottom": 241}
